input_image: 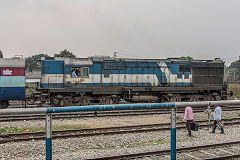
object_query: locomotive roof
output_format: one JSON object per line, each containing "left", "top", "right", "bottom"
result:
{"left": 43, "top": 56, "right": 224, "bottom": 64}
{"left": 0, "top": 58, "right": 25, "bottom": 67}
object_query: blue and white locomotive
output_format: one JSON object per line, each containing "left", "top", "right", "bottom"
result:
{"left": 39, "top": 56, "right": 226, "bottom": 106}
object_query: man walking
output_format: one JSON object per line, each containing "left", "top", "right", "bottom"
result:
{"left": 183, "top": 106, "right": 194, "bottom": 137}
{"left": 212, "top": 105, "right": 224, "bottom": 134}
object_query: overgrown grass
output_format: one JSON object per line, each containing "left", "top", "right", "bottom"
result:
{"left": 25, "top": 83, "right": 38, "bottom": 96}
{"left": 228, "top": 83, "right": 240, "bottom": 99}
{"left": 0, "top": 124, "right": 89, "bottom": 134}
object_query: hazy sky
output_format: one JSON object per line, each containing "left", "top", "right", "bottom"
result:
{"left": 0, "top": 0, "right": 239, "bottom": 65}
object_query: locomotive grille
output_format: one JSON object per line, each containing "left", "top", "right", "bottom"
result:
{"left": 192, "top": 62, "right": 224, "bottom": 86}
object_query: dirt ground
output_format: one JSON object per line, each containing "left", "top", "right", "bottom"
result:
{"left": 56, "top": 114, "right": 171, "bottom": 128}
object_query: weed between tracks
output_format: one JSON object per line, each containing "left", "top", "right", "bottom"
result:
{"left": 228, "top": 83, "right": 240, "bottom": 99}
{"left": 0, "top": 124, "right": 89, "bottom": 134}
{"left": 2, "top": 115, "right": 240, "bottom": 134}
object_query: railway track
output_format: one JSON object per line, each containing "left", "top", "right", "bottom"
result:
{"left": 1, "top": 106, "right": 240, "bottom": 122}
{"left": 1, "top": 117, "right": 240, "bottom": 144}
{"left": 8, "top": 102, "right": 240, "bottom": 109}
{"left": 86, "top": 141, "right": 240, "bottom": 160}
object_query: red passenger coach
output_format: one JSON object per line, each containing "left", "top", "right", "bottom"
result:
{"left": 1, "top": 67, "right": 25, "bottom": 76}
{"left": 0, "top": 58, "right": 25, "bottom": 109}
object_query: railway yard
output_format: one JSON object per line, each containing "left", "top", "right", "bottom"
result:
{"left": 1, "top": 104, "right": 240, "bottom": 159}
{"left": 1, "top": 1, "right": 240, "bottom": 159}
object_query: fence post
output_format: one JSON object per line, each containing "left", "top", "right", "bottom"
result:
{"left": 171, "top": 107, "right": 176, "bottom": 160}
{"left": 46, "top": 113, "right": 52, "bottom": 160}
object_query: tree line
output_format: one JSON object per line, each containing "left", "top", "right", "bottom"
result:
{"left": 25, "top": 49, "right": 76, "bottom": 72}
{"left": 225, "top": 59, "right": 240, "bottom": 82}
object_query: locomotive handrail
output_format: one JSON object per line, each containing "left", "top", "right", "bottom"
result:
{"left": 46, "top": 103, "right": 175, "bottom": 113}
{"left": 1, "top": 99, "right": 240, "bottom": 160}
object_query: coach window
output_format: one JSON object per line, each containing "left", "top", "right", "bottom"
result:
{"left": 82, "top": 67, "right": 89, "bottom": 77}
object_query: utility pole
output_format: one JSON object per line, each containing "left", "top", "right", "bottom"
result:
{"left": 113, "top": 52, "right": 117, "bottom": 58}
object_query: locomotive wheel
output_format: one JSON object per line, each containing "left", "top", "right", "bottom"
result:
{"left": 79, "top": 96, "right": 90, "bottom": 106}
{"left": 26, "top": 99, "right": 35, "bottom": 105}
{"left": 52, "top": 98, "right": 60, "bottom": 107}
{"left": 99, "top": 97, "right": 113, "bottom": 104}
{"left": 59, "top": 100, "right": 65, "bottom": 107}
{"left": 214, "top": 95, "right": 221, "bottom": 101}
{"left": 190, "top": 97, "right": 198, "bottom": 102}
{"left": 203, "top": 96, "right": 211, "bottom": 101}
{"left": 172, "top": 95, "right": 182, "bottom": 102}
{"left": 63, "top": 96, "right": 73, "bottom": 106}
{"left": 0, "top": 101, "right": 9, "bottom": 109}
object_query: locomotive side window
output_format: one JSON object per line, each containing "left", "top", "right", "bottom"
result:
{"left": 179, "top": 64, "right": 190, "bottom": 72}
{"left": 71, "top": 68, "right": 81, "bottom": 77}
{"left": 177, "top": 73, "right": 182, "bottom": 79}
{"left": 184, "top": 73, "right": 189, "bottom": 79}
{"left": 82, "top": 67, "right": 89, "bottom": 77}
{"left": 71, "top": 67, "right": 89, "bottom": 78}
{"left": 104, "top": 71, "right": 110, "bottom": 78}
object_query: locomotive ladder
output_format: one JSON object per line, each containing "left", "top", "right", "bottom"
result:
{"left": 41, "top": 89, "right": 51, "bottom": 107}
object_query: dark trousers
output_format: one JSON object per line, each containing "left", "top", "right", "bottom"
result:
{"left": 212, "top": 120, "right": 224, "bottom": 133}
{"left": 186, "top": 120, "right": 193, "bottom": 136}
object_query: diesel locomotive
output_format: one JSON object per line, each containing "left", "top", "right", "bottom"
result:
{"left": 38, "top": 56, "right": 227, "bottom": 107}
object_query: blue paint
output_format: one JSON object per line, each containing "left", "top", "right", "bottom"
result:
{"left": 41, "top": 82, "right": 191, "bottom": 88}
{"left": 166, "top": 62, "right": 179, "bottom": 74}
{"left": 0, "top": 87, "right": 25, "bottom": 100}
{"left": 42, "top": 60, "right": 64, "bottom": 74}
{"left": 93, "top": 63, "right": 101, "bottom": 74}
{"left": 46, "top": 138, "right": 52, "bottom": 160}
{"left": 46, "top": 103, "right": 175, "bottom": 113}
{"left": 41, "top": 59, "right": 193, "bottom": 89}
{"left": 41, "top": 83, "right": 64, "bottom": 88}
{"left": 42, "top": 59, "right": 191, "bottom": 75}
{"left": 64, "top": 66, "right": 71, "bottom": 74}
{"left": 171, "top": 128, "right": 176, "bottom": 160}
{"left": 0, "top": 76, "right": 25, "bottom": 87}
{"left": 166, "top": 61, "right": 191, "bottom": 75}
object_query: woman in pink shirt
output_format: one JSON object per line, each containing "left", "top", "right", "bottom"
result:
{"left": 183, "top": 106, "right": 194, "bottom": 136}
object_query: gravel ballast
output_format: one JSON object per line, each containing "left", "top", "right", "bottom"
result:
{"left": 1, "top": 110, "right": 240, "bottom": 160}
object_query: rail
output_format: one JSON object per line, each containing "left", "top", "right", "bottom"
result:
{"left": 1, "top": 100, "right": 240, "bottom": 160}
